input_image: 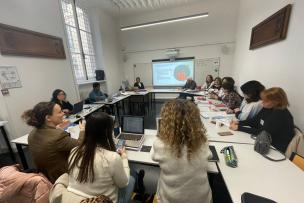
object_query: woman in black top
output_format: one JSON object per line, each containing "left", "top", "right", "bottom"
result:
{"left": 134, "top": 77, "right": 145, "bottom": 89}
{"left": 51, "top": 89, "right": 73, "bottom": 113}
{"left": 230, "top": 87, "right": 294, "bottom": 153}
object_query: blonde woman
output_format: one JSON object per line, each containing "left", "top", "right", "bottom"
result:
{"left": 230, "top": 87, "right": 294, "bottom": 153}
{"left": 152, "top": 99, "right": 212, "bottom": 203}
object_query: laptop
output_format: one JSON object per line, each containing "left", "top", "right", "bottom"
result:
{"left": 115, "top": 116, "right": 145, "bottom": 150}
{"left": 71, "top": 101, "right": 84, "bottom": 115}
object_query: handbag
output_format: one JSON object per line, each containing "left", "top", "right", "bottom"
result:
{"left": 253, "top": 130, "right": 286, "bottom": 162}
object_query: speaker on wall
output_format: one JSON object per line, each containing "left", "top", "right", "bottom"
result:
{"left": 95, "top": 70, "right": 105, "bottom": 80}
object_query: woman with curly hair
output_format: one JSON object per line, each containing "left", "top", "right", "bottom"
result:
{"left": 152, "top": 99, "right": 212, "bottom": 203}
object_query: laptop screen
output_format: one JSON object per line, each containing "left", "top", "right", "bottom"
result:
{"left": 72, "top": 101, "right": 83, "bottom": 114}
{"left": 122, "top": 116, "right": 144, "bottom": 134}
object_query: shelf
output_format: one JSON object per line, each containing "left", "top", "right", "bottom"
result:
{"left": 77, "top": 80, "right": 106, "bottom": 85}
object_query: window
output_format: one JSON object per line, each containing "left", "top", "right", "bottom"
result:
{"left": 60, "top": 0, "right": 97, "bottom": 81}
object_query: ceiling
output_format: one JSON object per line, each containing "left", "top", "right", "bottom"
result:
{"left": 79, "top": 0, "right": 202, "bottom": 16}
{"left": 111, "top": 0, "right": 201, "bottom": 9}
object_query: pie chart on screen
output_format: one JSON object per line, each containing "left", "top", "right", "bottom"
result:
{"left": 174, "top": 65, "right": 191, "bottom": 81}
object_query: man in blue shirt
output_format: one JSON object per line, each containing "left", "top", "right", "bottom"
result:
{"left": 89, "top": 82, "right": 107, "bottom": 103}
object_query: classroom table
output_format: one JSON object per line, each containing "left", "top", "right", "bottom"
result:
{"left": 10, "top": 129, "right": 219, "bottom": 174}
{"left": 9, "top": 94, "right": 304, "bottom": 202}
{"left": 94, "top": 95, "right": 130, "bottom": 118}
{"left": 127, "top": 129, "right": 219, "bottom": 174}
{"left": 196, "top": 99, "right": 255, "bottom": 145}
{"left": 0, "top": 121, "right": 16, "bottom": 162}
{"left": 211, "top": 142, "right": 304, "bottom": 203}
{"left": 67, "top": 104, "right": 105, "bottom": 123}
{"left": 122, "top": 91, "right": 150, "bottom": 115}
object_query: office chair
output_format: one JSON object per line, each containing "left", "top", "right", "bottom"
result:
{"left": 290, "top": 152, "right": 304, "bottom": 171}
{"left": 285, "top": 127, "right": 304, "bottom": 158}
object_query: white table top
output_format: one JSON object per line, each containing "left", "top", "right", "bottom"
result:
{"left": 127, "top": 129, "right": 218, "bottom": 173}
{"left": 68, "top": 104, "right": 104, "bottom": 123}
{"left": 11, "top": 133, "right": 29, "bottom": 145}
{"left": 11, "top": 129, "right": 218, "bottom": 173}
{"left": 148, "top": 88, "right": 207, "bottom": 96}
{"left": 148, "top": 89, "right": 182, "bottom": 93}
{"left": 212, "top": 142, "right": 304, "bottom": 203}
{"left": 203, "top": 119, "right": 255, "bottom": 145}
{"left": 0, "top": 121, "right": 8, "bottom": 127}
{"left": 94, "top": 95, "right": 130, "bottom": 105}
{"left": 121, "top": 91, "right": 150, "bottom": 96}
{"left": 197, "top": 101, "right": 255, "bottom": 145}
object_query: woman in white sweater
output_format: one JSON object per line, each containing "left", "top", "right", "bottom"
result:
{"left": 230, "top": 80, "right": 265, "bottom": 121}
{"left": 152, "top": 99, "right": 212, "bottom": 203}
{"left": 67, "top": 112, "right": 134, "bottom": 203}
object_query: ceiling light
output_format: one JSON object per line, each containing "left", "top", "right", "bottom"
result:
{"left": 121, "top": 12, "right": 209, "bottom": 31}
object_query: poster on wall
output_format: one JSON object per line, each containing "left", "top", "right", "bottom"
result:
{"left": 0, "top": 66, "right": 22, "bottom": 89}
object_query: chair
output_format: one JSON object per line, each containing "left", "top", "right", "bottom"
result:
{"left": 80, "top": 195, "right": 113, "bottom": 203}
{"left": 285, "top": 127, "right": 304, "bottom": 158}
{"left": 50, "top": 173, "right": 86, "bottom": 203}
{"left": 290, "top": 152, "right": 304, "bottom": 171}
{"left": 0, "top": 164, "right": 52, "bottom": 203}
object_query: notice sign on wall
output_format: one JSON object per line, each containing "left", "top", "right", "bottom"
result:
{"left": 0, "top": 66, "right": 22, "bottom": 89}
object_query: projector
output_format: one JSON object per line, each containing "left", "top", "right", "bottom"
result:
{"left": 165, "top": 49, "right": 179, "bottom": 58}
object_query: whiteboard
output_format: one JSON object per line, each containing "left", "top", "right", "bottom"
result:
{"left": 133, "top": 58, "right": 220, "bottom": 87}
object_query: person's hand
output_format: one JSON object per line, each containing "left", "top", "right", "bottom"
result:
{"left": 234, "top": 108, "right": 240, "bottom": 113}
{"left": 118, "top": 147, "right": 127, "bottom": 158}
{"left": 226, "top": 109, "right": 234, "bottom": 114}
{"left": 56, "top": 119, "right": 70, "bottom": 130}
{"left": 79, "top": 119, "right": 86, "bottom": 131}
{"left": 229, "top": 120, "right": 238, "bottom": 131}
{"left": 230, "top": 119, "right": 239, "bottom": 125}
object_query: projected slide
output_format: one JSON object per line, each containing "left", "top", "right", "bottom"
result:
{"left": 152, "top": 60, "right": 194, "bottom": 86}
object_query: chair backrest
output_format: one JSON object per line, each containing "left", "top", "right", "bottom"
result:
{"left": 285, "top": 127, "right": 304, "bottom": 158}
{"left": 290, "top": 152, "right": 304, "bottom": 171}
{"left": 50, "top": 173, "right": 113, "bottom": 203}
{"left": 80, "top": 195, "right": 113, "bottom": 203}
{"left": 0, "top": 164, "right": 52, "bottom": 203}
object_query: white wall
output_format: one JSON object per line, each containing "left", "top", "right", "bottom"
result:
{"left": 119, "top": 0, "right": 239, "bottom": 84}
{"left": 233, "top": 0, "right": 304, "bottom": 128}
{"left": 0, "top": 0, "right": 79, "bottom": 150}
{"left": 76, "top": 6, "right": 124, "bottom": 99}
{"left": 87, "top": 8, "right": 123, "bottom": 95}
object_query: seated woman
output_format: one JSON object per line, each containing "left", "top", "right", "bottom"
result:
{"left": 67, "top": 112, "right": 134, "bottom": 203}
{"left": 152, "top": 99, "right": 212, "bottom": 203}
{"left": 22, "top": 102, "right": 84, "bottom": 183}
{"left": 221, "top": 80, "right": 242, "bottom": 110}
{"left": 133, "top": 77, "right": 145, "bottom": 89}
{"left": 230, "top": 87, "right": 295, "bottom": 153}
{"left": 51, "top": 89, "right": 73, "bottom": 113}
{"left": 202, "top": 75, "right": 214, "bottom": 90}
{"left": 209, "top": 76, "right": 222, "bottom": 91}
{"left": 230, "top": 80, "right": 265, "bottom": 120}
{"left": 209, "top": 76, "right": 236, "bottom": 99}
